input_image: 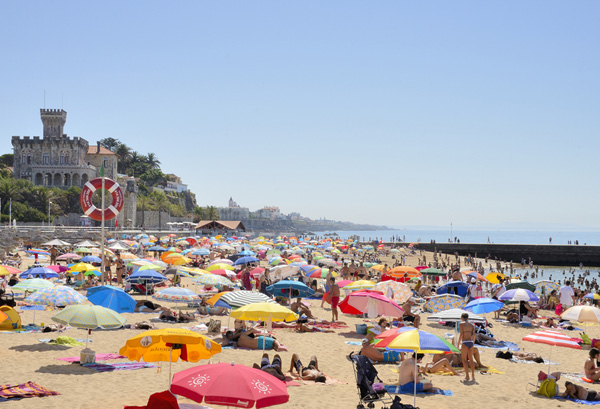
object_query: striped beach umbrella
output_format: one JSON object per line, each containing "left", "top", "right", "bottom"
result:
{"left": 11, "top": 278, "right": 55, "bottom": 292}
{"left": 523, "top": 330, "right": 582, "bottom": 349}
{"left": 343, "top": 280, "right": 376, "bottom": 292}
{"left": 218, "top": 290, "right": 276, "bottom": 308}
{"left": 498, "top": 288, "right": 539, "bottom": 302}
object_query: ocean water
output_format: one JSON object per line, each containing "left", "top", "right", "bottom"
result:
{"left": 311, "top": 229, "right": 600, "bottom": 246}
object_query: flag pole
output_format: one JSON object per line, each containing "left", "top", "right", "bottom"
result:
{"left": 100, "top": 163, "right": 106, "bottom": 286}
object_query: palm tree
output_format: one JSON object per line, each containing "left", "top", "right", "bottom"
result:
{"left": 206, "top": 206, "right": 220, "bottom": 221}
{"left": 146, "top": 153, "right": 161, "bottom": 169}
{"left": 193, "top": 206, "right": 205, "bottom": 223}
{"left": 149, "top": 191, "right": 171, "bottom": 230}
{"left": 136, "top": 194, "right": 149, "bottom": 227}
{"left": 115, "top": 143, "right": 132, "bottom": 174}
{"left": 0, "top": 180, "right": 21, "bottom": 206}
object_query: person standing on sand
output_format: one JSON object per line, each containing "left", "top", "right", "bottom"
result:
{"left": 327, "top": 277, "right": 340, "bottom": 322}
{"left": 459, "top": 313, "right": 476, "bottom": 383}
{"left": 49, "top": 246, "right": 57, "bottom": 265}
{"left": 559, "top": 280, "right": 575, "bottom": 309}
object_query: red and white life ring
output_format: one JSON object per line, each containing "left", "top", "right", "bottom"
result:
{"left": 80, "top": 177, "right": 124, "bottom": 221}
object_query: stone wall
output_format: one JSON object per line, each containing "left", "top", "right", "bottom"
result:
{"left": 136, "top": 211, "right": 192, "bottom": 230}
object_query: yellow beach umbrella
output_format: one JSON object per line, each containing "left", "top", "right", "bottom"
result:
{"left": 206, "top": 291, "right": 232, "bottom": 306}
{"left": 120, "top": 328, "right": 222, "bottom": 383}
{"left": 371, "top": 264, "right": 385, "bottom": 272}
{"left": 163, "top": 253, "right": 192, "bottom": 266}
{"left": 485, "top": 272, "right": 506, "bottom": 284}
{"left": 206, "top": 263, "right": 234, "bottom": 272}
{"left": 69, "top": 263, "right": 97, "bottom": 273}
{"left": 344, "top": 280, "right": 376, "bottom": 292}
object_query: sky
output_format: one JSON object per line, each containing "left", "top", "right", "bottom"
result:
{"left": 1, "top": 1, "right": 599, "bottom": 229}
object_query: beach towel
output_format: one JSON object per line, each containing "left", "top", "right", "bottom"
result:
{"left": 553, "top": 396, "right": 600, "bottom": 405}
{"left": 287, "top": 373, "right": 345, "bottom": 385}
{"left": 476, "top": 341, "right": 520, "bottom": 351}
{"left": 284, "top": 377, "right": 301, "bottom": 387}
{"left": 82, "top": 362, "right": 157, "bottom": 372}
{"left": 384, "top": 385, "right": 453, "bottom": 396}
{"left": 345, "top": 341, "right": 363, "bottom": 346}
{"left": 509, "top": 357, "right": 560, "bottom": 365}
{"left": 55, "top": 353, "right": 126, "bottom": 362}
{"left": 563, "top": 373, "right": 600, "bottom": 385}
{"left": 39, "top": 337, "right": 90, "bottom": 346}
{"left": 0, "top": 381, "right": 60, "bottom": 401}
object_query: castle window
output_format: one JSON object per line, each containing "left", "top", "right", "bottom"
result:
{"left": 27, "top": 154, "right": 31, "bottom": 164}
{"left": 65, "top": 154, "right": 69, "bottom": 164}
{"left": 21, "top": 154, "right": 26, "bottom": 164}
{"left": 103, "top": 158, "right": 108, "bottom": 168}
{"left": 43, "top": 154, "right": 49, "bottom": 164}
{"left": 60, "top": 154, "right": 65, "bottom": 164}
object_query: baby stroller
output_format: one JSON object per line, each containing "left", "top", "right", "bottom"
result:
{"left": 348, "top": 352, "right": 394, "bottom": 409}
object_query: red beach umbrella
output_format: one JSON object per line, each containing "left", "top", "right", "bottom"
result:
{"left": 170, "top": 362, "right": 289, "bottom": 408}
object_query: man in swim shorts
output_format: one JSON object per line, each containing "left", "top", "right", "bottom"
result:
{"left": 397, "top": 353, "right": 439, "bottom": 393}
{"left": 328, "top": 277, "right": 340, "bottom": 322}
{"left": 458, "top": 313, "right": 476, "bottom": 382}
{"left": 223, "top": 331, "right": 287, "bottom": 351}
{"left": 253, "top": 353, "right": 285, "bottom": 381}
{"left": 289, "top": 353, "right": 326, "bottom": 382}
{"left": 360, "top": 338, "right": 402, "bottom": 363}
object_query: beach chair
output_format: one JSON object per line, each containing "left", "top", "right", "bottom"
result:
{"left": 347, "top": 352, "right": 394, "bottom": 409}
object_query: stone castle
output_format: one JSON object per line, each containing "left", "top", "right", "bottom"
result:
{"left": 12, "top": 109, "right": 137, "bottom": 227}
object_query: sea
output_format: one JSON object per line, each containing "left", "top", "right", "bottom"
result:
{"left": 311, "top": 229, "right": 600, "bottom": 246}
{"left": 311, "top": 229, "right": 600, "bottom": 282}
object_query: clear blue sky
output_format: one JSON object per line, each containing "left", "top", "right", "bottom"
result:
{"left": 1, "top": 1, "right": 599, "bottom": 229}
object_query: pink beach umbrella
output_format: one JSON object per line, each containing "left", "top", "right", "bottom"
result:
{"left": 346, "top": 291, "right": 404, "bottom": 318}
{"left": 57, "top": 253, "right": 82, "bottom": 261}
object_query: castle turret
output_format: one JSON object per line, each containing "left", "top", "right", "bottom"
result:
{"left": 40, "top": 109, "right": 67, "bottom": 138}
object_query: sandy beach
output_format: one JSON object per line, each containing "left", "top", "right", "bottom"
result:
{"left": 1, "top": 247, "right": 596, "bottom": 409}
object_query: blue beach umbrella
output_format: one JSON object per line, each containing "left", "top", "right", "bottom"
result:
{"left": 81, "top": 255, "right": 103, "bottom": 263}
{"left": 191, "top": 249, "right": 210, "bottom": 256}
{"left": 126, "top": 270, "right": 167, "bottom": 284}
{"left": 20, "top": 267, "right": 59, "bottom": 279}
{"left": 233, "top": 256, "right": 260, "bottom": 266}
{"left": 436, "top": 280, "right": 469, "bottom": 297}
{"left": 267, "top": 280, "right": 315, "bottom": 298}
{"left": 464, "top": 297, "right": 504, "bottom": 314}
{"left": 147, "top": 245, "right": 167, "bottom": 252}
{"left": 88, "top": 286, "right": 136, "bottom": 313}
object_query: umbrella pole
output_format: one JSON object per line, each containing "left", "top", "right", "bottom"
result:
{"left": 414, "top": 352, "right": 417, "bottom": 408}
{"left": 168, "top": 346, "right": 172, "bottom": 387}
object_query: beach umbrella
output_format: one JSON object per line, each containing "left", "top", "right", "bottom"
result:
{"left": 420, "top": 268, "right": 445, "bottom": 276}
{"left": 11, "top": 278, "right": 55, "bottom": 292}
{"left": 498, "top": 288, "right": 540, "bottom": 302}
{"left": 80, "top": 255, "right": 102, "bottom": 263}
{"left": 171, "top": 363, "right": 289, "bottom": 408}
{"left": 46, "top": 265, "right": 69, "bottom": 273}
{"left": 87, "top": 286, "right": 136, "bottom": 313}
{"left": 74, "top": 240, "right": 98, "bottom": 247}
{"left": 269, "top": 265, "right": 300, "bottom": 280}
{"left": 584, "top": 293, "right": 600, "bottom": 300}
{"left": 52, "top": 304, "right": 126, "bottom": 348}
{"left": 523, "top": 329, "right": 582, "bottom": 373}
{"left": 219, "top": 291, "right": 276, "bottom": 309}
{"left": 0, "top": 266, "right": 14, "bottom": 276}
{"left": 436, "top": 280, "right": 469, "bottom": 297}
{"left": 266, "top": 280, "right": 315, "bottom": 299}
{"left": 462, "top": 270, "right": 488, "bottom": 282}
{"left": 211, "top": 269, "right": 237, "bottom": 278}
{"left": 42, "top": 239, "right": 71, "bottom": 246}
{"left": 0, "top": 265, "right": 20, "bottom": 275}
{"left": 464, "top": 297, "right": 504, "bottom": 314}
{"left": 193, "top": 274, "right": 234, "bottom": 288}
{"left": 20, "top": 267, "right": 59, "bottom": 279}
{"left": 206, "top": 263, "right": 235, "bottom": 272}
{"left": 316, "top": 258, "right": 338, "bottom": 267}
{"left": 26, "top": 248, "right": 50, "bottom": 256}
{"left": 69, "top": 263, "right": 97, "bottom": 273}
{"left": 120, "top": 328, "right": 222, "bottom": 384}
{"left": 561, "top": 305, "right": 600, "bottom": 332}
{"left": 346, "top": 291, "right": 404, "bottom": 318}
{"left": 381, "top": 327, "right": 459, "bottom": 407}
{"left": 372, "top": 281, "right": 412, "bottom": 304}
{"left": 343, "top": 280, "right": 376, "bottom": 292}
{"left": 107, "top": 241, "right": 131, "bottom": 251}
{"left": 210, "top": 259, "right": 234, "bottom": 266}
{"left": 231, "top": 302, "right": 297, "bottom": 352}
{"left": 385, "top": 266, "right": 421, "bottom": 278}
{"left": 56, "top": 253, "right": 82, "bottom": 261}
{"left": 126, "top": 269, "right": 167, "bottom": 283}
{"left": 148, "top": 245, "right": 167, "bottom": 252}
{"left": 191, "top": 248, "right": 210, "bottom": 256}
{"left": 74, "top": 247, "right": 93, "bottom": 254}
{"left": 505, "top": 280, "right": 536, "bottom": 292}
{"left": 26, "top": 286, "right": 86, "bottom": 307}
{"left": 233, "top": 256, "right": 259, "bottom": 266}
{"left": 154, "top": 288, "right": 200, "bottom": 304}
{"left": 427, "top": 308, "right": 486, "bottom": 323}
{"left": 423, "top": 294, "right": 466, "bottom": 313}
{"left": 370, "top": 264, "right": 385, "bottom": 272}
{"left": 236, "top": 250, "right": 256, "bottom": 256}
{"left": 534, "top": 280, "right": 560, "bottom": 297}
{"left": 206, "top": 291, "right": 233, "bottom": 308}
{"left": 163, "top": 253, "right": 192, "bottom": 266}
{"left": 485, "top": 272, "right": 506, "bottom": 284}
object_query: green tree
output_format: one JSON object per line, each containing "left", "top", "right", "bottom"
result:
{"left": 146, "top": 153, "right": 161, "bottom": 169}
{"left": 136, "top": 194, "right": 149, "bottom": 227}
{"left": 0, "top": 179, "right": 21, "bottom": 205}
{"left": 100, "top": 138, "right": 120, "bottom": 152}
{"left": 0, "top": 154, "right": 14, "bottom": 168}
{"left": 140, "top": 169, "right": 165, "bottom": 186}
{"left": 205, "top": 206, "right": 220, "bottom": 220}
{"left": 149, "top": 191, "right": 171, "bottom": 230}
{"left": 115, "top": 143, "right": 132, "bottom": 174}
{"left": 193, "top": 206, "right": 205, "bottom": 223}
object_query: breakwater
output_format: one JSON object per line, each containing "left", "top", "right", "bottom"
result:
{"left": 382, "top": 242, "right": 600, "bottom": 267}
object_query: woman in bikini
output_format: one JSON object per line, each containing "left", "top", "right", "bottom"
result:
{"left": 585, "top": 348, "right": 600, "bottom": 382}
{"left": 562, "top": 381, "right": 600, "bottom": 401}
{"left": 458, "top": 313, "right": 476, "bottom": 382}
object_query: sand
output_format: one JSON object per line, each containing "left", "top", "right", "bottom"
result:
{"left": 1, "top": 250, "right": 597, "bottom": 409}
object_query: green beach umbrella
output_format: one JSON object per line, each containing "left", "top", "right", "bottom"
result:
{"left": 11, "top": 278, "right": 55, "bottom": 292}
{"left": 52, "top": 305, "right": 126, "bottom": 348}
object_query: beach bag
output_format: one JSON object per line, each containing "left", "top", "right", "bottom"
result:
{"left": 581, "top": 333, "right": 592, "bottom": 345}
{"left": 555, "top": 304, "right": 563, "bottom": 315}
{"left": 537, "top": 378, "right": 558, "bottom": 398}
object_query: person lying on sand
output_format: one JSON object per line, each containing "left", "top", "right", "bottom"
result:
{"left": 496, "top": 350, "right": 544, "bottom": 363}
{"left": 419, "top": 358, "right": 462, "bottom": 375}
{"left": 433, "top": 349, "right": 484, "bottom": 368}
{"left": 562, "top": 381, "right": 600, "bottom": 401}
{"left": 253, "top": 353, "right": 286, "bottom": 381}
{"left": 290, "top": 298, "right": 315, "bottom": 319}
{"left": 289, "top": 353, "right": 326, "bottom": 382}
{"left": 360, "top": 338, "right": 403, "bottom": 363}
{"left": 134, "top": 300, "right": 171, "bottom": 313}
{"left": 267, "top": 320, "right": 335, "bottom": 333}
{"left": 223, "top": 330, "right": 287, "bottom": 351}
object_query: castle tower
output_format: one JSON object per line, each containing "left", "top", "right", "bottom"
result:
{"left": 40, "top": 109, "right": 67, "bottom": 138}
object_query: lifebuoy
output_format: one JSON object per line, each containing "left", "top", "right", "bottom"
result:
{"left": 80, "top": 177, "right": 124, "bottom": 221}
